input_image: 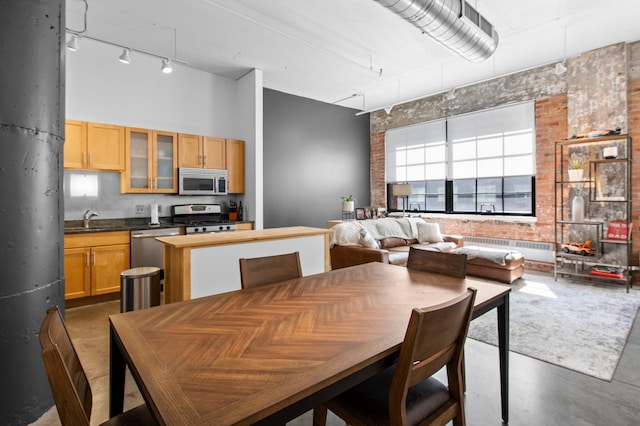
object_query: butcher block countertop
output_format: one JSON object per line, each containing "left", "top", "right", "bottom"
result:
{"left": 156, "top": 226, "right": 332, "bottom": 249}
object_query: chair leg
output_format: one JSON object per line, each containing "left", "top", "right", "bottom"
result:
{"left": 461, "top": 352, "right": 466, "bottom": 392}
{"left": 313, "top": 406, "right": 328, "bottom": 426}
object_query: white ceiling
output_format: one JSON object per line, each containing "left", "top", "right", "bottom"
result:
{"left": 66, "top": 0, "right": 640, "bottom": 112}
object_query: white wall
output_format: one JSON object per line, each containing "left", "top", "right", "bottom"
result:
{"left": 65, "top": 38, "right": 262, "bottom": 222}
{"left": 236, "top": 70, "right": 263, "bottom": 228}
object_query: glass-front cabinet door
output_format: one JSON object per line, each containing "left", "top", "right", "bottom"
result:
{"left": 122, "top": 128, "right": 177, "bottom": 193}
{"left": 153, "top": 131, "right": 177, "bottom": 192}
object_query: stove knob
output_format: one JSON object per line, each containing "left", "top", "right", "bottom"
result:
{"left": 219, "top": 226, "right": 224, "bottom": 232}
{"left": 226, "top": 225, "right": 231, "bottom": 231}
{"left": 194, "top": 227, "right": 200, "bottom": 233}
{"left": 202, "top": 227, "right": 207, "bottom": 233}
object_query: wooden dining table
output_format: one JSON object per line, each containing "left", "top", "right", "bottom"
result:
{"left": 109, "top": 262, "right": 510, "bottom": 425}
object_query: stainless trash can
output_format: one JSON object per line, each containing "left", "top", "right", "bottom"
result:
{"left": 120, "top": 266, "right": 161, "bottom": 312}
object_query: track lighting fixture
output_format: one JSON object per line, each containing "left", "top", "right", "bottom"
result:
{"left": 119, "top": 48, "right": 131, "bottom": 64}
{"left": 65, "top": 0, "right": 184, "bottom": 75}
{"left": 161, "top": 59, "right": 173, "bottom": 74}
{"left": 67, "top": 34, "right": 80, "bottom": 51}
{"left": 384, "top": 105, "right": 393, "bottom": 114}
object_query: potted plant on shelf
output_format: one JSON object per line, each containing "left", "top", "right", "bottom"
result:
{"left": 568, "top": 155, "right": 585, "bottom": 181}
{"left": 341, "top": 194, "right": 355, "bottom": 212}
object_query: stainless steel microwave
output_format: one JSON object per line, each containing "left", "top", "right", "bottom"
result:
{"left": 178, "top": 168, "right": 227, "bottom": 195}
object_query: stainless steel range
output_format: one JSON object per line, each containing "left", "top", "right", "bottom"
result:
{"left": 171, "top": 204, "right": 237, "bottom": 234}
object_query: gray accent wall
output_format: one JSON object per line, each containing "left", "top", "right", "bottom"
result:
{"left": 263, "top": 89, "right": 370, "bottom": 228}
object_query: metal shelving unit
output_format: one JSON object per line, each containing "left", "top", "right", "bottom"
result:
{"left": 554, "top": 134, "right": 633, "bottom": 292}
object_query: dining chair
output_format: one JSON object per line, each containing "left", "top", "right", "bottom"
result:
{"left": 39, "top": 306, "right": 155, "bottom": 426}
{"left": 239, "top": 251, "right": 303, "bottom": 289}
{"left": 313, "top": 287, "right": 477, "bottom": 426}
{"left": 407, "top": 247, "right": 468, "bottom": 278}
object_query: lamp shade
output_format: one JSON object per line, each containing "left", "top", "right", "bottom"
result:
{"left": 392, "top": 184, "right": 412, "bottom": 196}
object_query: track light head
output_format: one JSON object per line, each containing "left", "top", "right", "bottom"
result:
{"left": 384, "top": 105, "right": 393, "bottom": 114}
{"left": 67, "top": 34, "right": 80, "bottom": 52}
{"left": 554, "top": 61, "right": 567, "bottom": 75}
{"left": 119, "top": 48, "right": 131, "bottom": 64}
{"left": 161, "top": 58, "right": 173, "bottom": 74}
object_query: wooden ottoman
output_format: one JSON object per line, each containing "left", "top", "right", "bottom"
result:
{"left": 454, "top": 246, "right": 525, "bottom": 283}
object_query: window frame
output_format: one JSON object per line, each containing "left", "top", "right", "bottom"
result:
{"left": 385, "top": 102, "right": 535, "bottom": 217}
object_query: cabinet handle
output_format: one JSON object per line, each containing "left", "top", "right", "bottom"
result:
{"left": 85, "top": 252, "right": 90, "bottom": 267}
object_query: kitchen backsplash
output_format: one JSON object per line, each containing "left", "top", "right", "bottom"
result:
{"left": 64, "top": 171, "right": 243, "bottom": 221}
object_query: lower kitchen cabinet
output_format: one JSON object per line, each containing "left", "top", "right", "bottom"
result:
{"left": 64, "top": 231, "right": 130, "bottom": 300}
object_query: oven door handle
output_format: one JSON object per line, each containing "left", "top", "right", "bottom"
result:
{"left": 131, "top": 231, "right": 180, "bottom": 238}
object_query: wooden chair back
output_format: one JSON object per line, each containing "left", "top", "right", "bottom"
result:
{"left": 239, "top": 251, "right": 303, "bottom": 289}
{"left": 407, "top": 247, "right": 468, "bottom": 278}
{"left": 389, "top": 287, "right": 477, "bottom": 425}
{"left": 39, "top": 306, "right": 93, "bottom": 426}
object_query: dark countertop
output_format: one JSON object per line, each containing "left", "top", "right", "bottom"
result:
{"left": 64, "top": 218, "right": 254, "bottom": 234}
{"left": 64, "top": 218, "right": 179, "bottom": 234}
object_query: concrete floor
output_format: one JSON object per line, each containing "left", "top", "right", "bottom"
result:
{"left": 32, "top": 276, "right": 640, "bottom": 426}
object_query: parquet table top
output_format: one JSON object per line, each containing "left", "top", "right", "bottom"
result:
{"left": 109, "top": 262, "right": 510, "bottom": 425}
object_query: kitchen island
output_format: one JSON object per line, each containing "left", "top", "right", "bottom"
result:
{"left": 156, "top": 226, "right": 332, "bottom": 303}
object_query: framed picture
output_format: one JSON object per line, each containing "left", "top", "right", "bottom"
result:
{"left": 591, "top": 160, "right": 627, "bottom": 201}
{"left": 355, "top": 208, "right": 366, "bottom": 220}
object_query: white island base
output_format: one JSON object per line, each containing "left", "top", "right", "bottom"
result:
{"left": 157, "top": 226, "right": 332, "bottom": 303}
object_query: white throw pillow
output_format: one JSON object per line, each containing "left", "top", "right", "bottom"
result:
{"left": 359, "top": 228, "right": 379, "bottom": 249}
{"left": 416, "top": 221, "right": 444, "bottom": 243}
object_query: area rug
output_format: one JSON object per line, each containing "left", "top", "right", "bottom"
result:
{"left": 467, "top": 272, "right": 640, "bottom": 381}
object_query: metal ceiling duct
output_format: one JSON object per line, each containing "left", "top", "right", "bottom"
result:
{"left": 373, "top": 0, "right": 498, "bottom": 62}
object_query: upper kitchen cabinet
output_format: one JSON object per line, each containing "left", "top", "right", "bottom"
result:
{"left": 226, "top": 139, "right": 245, "bottom": 193}
{"left": 121, "top": 128, "right": 178, "bottom": 193}
{"left": 203, "top": 136, "right": 226, "bottom": 169}
{"left": 64, "top": 120, "right": 125, "bottom": 171}
{"left": 178, "top": 134, "right": 226, "bottom": 169}
{"left": 64, "top": 120, "right": 87, "bottom": 169}
{"left": 177, "top": 133, "right": 202, "bottom": 168}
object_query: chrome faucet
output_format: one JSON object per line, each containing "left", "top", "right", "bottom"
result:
{"left": 83, "top": 210, "right": 99, "bottom": 228}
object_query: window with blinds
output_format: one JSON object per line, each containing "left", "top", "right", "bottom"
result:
{"left": 385, "top": 101, "right": 535, "bottom": 215}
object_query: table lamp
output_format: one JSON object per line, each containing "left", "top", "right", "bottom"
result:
{"left": 392, "top": 183, "right": 412, "bottom": 217}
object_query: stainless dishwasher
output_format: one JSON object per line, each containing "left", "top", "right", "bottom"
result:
{"left": 130, "top": 227, "right": 181, "bottom": 275}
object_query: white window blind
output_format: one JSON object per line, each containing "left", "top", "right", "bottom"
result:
{"left": 385, "top": 119, "right": 446, "bottom": 182}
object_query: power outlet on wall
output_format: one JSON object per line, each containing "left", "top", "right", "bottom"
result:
{"left": 135, "top": 205, "right": 146, "bottom": 215}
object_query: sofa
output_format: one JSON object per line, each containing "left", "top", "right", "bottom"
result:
{"left": 329, "top": 217, "right": 524, "bottom": 283}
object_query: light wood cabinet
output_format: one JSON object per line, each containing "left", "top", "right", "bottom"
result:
{"left": 226, "top": 139, "right": 245, "bottom": 193}
{"left": 203, "top": 137, "right": 226, "bottom": 169}
{"left": 64, "top": 120, "right": 88, "bottom": 169}
{"left": 177, "top": 133, "right": 202, "bottom": 168}
{"left": 178, "top": 134, "right": 226, "bottom": 169}
{"left": 64, "top": 120, "right": 125, "bottom": 171}
{"left": 121, "top": 128, "right": 177, "bottom": 193}
{"left": 63, "top": 247, "right": 91, "bottom": 299}
{"left": 64, "top": 231, "right": 130, "bottom": 300}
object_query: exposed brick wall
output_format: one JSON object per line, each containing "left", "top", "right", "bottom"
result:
{"left": 370, "top": 131, "right": 386, "bottom": 207}
{"left": 368, "top": 41, "right": 640, "bottom": 278}
{"left": 369, "top": 95, "right": 567, "bottom": 246}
